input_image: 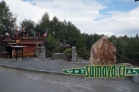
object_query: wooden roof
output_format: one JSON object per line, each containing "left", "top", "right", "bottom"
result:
{"left": 20, "top": 41, "right": 43, "bottom": 44}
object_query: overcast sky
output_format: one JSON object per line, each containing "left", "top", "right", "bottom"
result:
{"left": 1, "top": 0, "right": 139, "bottom": 37}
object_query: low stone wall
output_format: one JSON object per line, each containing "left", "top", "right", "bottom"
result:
{"left": 52, "top": 53, "right": 67, "bottom": 60}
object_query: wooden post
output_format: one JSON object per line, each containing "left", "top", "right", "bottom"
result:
{"left": 36, "top": 37, "right": 38, "bottom": 57}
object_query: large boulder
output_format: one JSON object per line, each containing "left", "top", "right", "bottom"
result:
{"left": 90, "top": 36, "right": 116, "bottom": 65}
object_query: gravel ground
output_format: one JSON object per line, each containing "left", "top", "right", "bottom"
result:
{"left": 0, "top": 58, "right": 89, "bottom": 73}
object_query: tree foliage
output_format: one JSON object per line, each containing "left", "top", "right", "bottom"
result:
{"left": 123, "top": 38, "right": 139, "bottom": 59}
{"left": 45, "top": 34, "right": 59, "bottom": 57}
{"left": 0, "top": 0, "right": 16, "bottom": 35}
{"left": 27, "top": 12, "right": 139, "bottom": 60}
{"left": 115, "top": 37, "right": 126, "bottom": 60}
{"left": 20, "top": 19, "right": 35, "bottom": 35}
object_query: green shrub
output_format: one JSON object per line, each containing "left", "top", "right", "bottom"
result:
{"left": 64, "top": 48, "right": 72, "bottom": 60}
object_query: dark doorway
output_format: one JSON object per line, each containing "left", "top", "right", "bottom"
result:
{"left": 6, "top": 46, "right": 12, "bottom": 58}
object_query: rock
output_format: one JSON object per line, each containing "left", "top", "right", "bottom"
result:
{"left": 90, "top": 36, "right": 116, "bottom": 65}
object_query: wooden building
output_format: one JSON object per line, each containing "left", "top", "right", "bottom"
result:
{"left": 0, "top": 36, "right": 44, "bottom": 58}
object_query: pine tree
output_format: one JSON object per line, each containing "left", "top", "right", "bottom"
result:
{"left": 0, "top": 0, "right": 16, "bottom": 35}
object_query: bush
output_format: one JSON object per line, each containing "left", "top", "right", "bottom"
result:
{"left": 64, "top": 48, "right": 72, "bottom": 60}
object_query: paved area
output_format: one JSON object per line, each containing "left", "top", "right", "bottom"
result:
{"left": 0, "top": 66, "right": 139, "bottom": 92}
{"left": 0, "top": 58, "right": 89, "bottom": 73}
{"left": 0, "top": 67, "right": 72, "bottom": 92}
{"left": 0, "top": 58, "right": 139, "bottom": 92}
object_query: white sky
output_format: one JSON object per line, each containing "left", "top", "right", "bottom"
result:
{"left": 2, "top": 0, "right": 139, "bottom": 37}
